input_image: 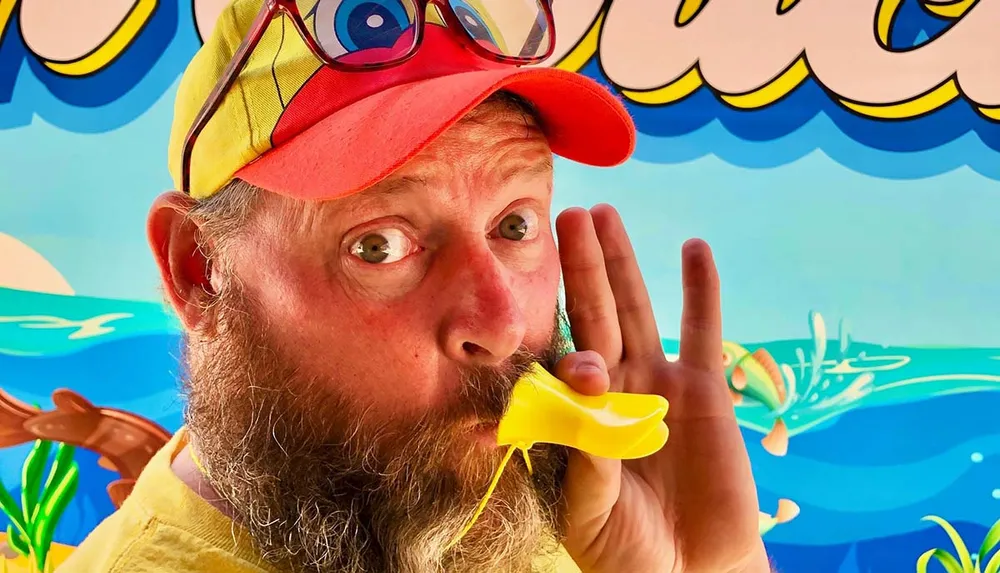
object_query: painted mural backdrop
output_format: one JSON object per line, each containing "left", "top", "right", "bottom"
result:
{"left": 0, "top": 0, "right": 998, "bottom": 571}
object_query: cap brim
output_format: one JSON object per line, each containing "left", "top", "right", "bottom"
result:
{"left": 235, "top": 67, "right": 635, "bottom": 202}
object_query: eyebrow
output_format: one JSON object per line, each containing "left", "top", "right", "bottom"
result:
{"left": 363, "top": 156, "right": 553, "bottom": 200}
{"left": 497, "top": 154, "right": 554, "bottom": 188}
{"left": 366, "top": 175, "right": 429, "bottom": 198}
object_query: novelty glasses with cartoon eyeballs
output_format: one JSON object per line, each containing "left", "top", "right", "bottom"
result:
{"left": 181, "top": 0, "right": 556, "bottom": 194}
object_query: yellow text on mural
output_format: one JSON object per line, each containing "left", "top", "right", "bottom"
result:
{"left": 13, "top": 0, "right": 156, "bottom": 77}
{"left": 553, "top": 0, "right": 1000, "bottom": 121}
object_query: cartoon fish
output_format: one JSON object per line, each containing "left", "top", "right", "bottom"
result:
{"left": 723, "top": 341, "right": 793, "bottom": 456}
{"left": 758, "top": 498, "right": 799, "bottom": 536}
{"left": 0, "top": 387, "right": 171, "bottom": 508}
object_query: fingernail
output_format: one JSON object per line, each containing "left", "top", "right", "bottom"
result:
{"left": 576, "top": 363, "right": 602, "bottom": 375}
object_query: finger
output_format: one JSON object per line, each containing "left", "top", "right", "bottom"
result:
{"left": 679, "top": 238, "right": 724, "bottom": 372}
{"left": 556, "top": 207, "right": 623, "bottom": 366}
{"left": 554, "top": 350, "right": 611, "bottom": 396}
{"left": 561, "top": 450, "right": 622, "bottom": 565}
{"left": 590, "top": 204, "right": 663, "bottom": 360}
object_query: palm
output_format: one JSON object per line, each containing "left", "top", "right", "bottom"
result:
{"left": 554, "top": 205, "right": 766, "bottom": 573}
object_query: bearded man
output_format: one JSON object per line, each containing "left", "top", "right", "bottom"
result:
{"left": 58, "top": 1, "right": 771, "bottom": 572}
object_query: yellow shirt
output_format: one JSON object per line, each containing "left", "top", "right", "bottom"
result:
{"left": 55, "top": 428, "right": 582, "bottom": 573}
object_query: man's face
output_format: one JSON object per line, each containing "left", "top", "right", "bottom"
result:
{"left": 180, "top": 98, "right": 571, "bottom": 572}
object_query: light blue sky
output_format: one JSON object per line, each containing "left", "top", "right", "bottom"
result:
{"left": 1, "top": 77, "right": 999, "bottom": 347}
{"left": 553, "top": 152, "right": 1000, "bottom": 347}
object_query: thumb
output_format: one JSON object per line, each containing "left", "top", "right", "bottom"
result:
{"left": 554, "top": 350, "right": 611, "bottom": 396}
{"left": 553, "top": 353, "right": 622, "bottom": 561}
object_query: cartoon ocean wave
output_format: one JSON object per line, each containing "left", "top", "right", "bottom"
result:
{"left": 659, "top": 321, "right": 1000, "bottom": 452}
{"left": 747, "top": 380, "right": 1000, "bottom": 539}
{"left": 2, "top": 387, "right": 995, "bottom": 554}
{"left": 0, "top": 338, "right": 997, "bottom": 556}
{"left": 0, "top": 287, "right": 180, "bottom": 357}
{"left": 735, "top": 368, "right": 1000, "bottom": 441}
{"left": 632, "top": 112, "right": 1000, "bottom": 181}
{"left": 5, "top": 325, "right": 995, "bottom": 442}
{"left": 753, "top": 426, "right": 1000, "bottom": 545}
{"left": 0, "top": 313, "right": 135, "bottom": 345}
{"left": 789, "top": 389, "right": 1000, "bottom": 467}
{"left": 0, "top": 333, "right": 184, "bottom": 412}
{"left": 758, "top": 430, "right": 1000, "bottom": 515}
{"left": 765, "top": 519, "right": 992, "bottom": 573}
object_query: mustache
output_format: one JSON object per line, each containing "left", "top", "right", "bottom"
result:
{"left": 452, "top": 342, "right": 561, "bottom": 427}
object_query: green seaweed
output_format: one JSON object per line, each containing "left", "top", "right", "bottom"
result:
{"left": 916, "top": 515, "right": 1000, "bottom": 573}
{"left": 0, "top": 440, "right": 79, "bottom": 573}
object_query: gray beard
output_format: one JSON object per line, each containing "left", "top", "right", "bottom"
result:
{"left": 180, "top": 291, "right": 572, "bottom": 572}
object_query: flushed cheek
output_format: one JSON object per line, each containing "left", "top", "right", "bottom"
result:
{"left": 243, "top": 254, "right": 340, "bottom": 328}
{"left": 282, "top": 300, "right": 445, "bottom": 416}
{"left": 229, "top": 246, "right": 443, "bottom": 416}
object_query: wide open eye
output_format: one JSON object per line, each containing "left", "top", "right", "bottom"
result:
{"left": 308, "top": 0, "right": 418, "bottom": 62}
{"left": 349, "top": 228, "right": 416, "bottom": 264}
{"left": 493, "top": 208, "right": 539, "bottom": 242}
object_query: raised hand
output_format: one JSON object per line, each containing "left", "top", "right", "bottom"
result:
{"left": 554, "top": 204, "right": 770, "bottom": 573}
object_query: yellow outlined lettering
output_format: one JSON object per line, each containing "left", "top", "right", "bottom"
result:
{"left": 837, "top": 0, "right": 975, "bottom": 119}
{"left": 37, "top": 0, "right": 158, "bottom": 77}
{"left": 554, "top": 9, "right": 604, "bottom": 74}
{"left": 622, "top": 66, "right": 704, "bottom": 106}
{"left": 552, "top": 0, "right": 998, "bottom": 121}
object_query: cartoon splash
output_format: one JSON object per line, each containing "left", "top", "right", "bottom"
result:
{"left": 1, "top": 1, "right": 998, "bottom": 572}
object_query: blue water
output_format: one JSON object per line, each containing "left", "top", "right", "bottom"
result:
{"left": 1, "top": 288, "right": 999, "bottom": 572}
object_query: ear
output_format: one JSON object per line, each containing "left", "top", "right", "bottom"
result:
{"left": 146, "top": 191, "right": 216, "bottom": 331}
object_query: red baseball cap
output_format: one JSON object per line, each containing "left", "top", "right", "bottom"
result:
{"left": 167, "top": 0, "right": 636, "bottom": 202}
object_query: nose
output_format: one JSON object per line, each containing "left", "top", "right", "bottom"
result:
{"left": 439, "top": 242, "right": 527, "bottom": 367}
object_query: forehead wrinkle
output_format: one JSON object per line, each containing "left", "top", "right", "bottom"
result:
{"left": 403, "top": 146, "right": 552, "bottom": 209}
{"left": 303, "top": 118, "right": 552, "bottom": 225}
{"left": 427, "top": 123, "right": 551, "bottom": 181}
{"left": 491, "top": 147, "right": 553, "bottom": 191}
{"left": 297, "top": 176, "right": 430, "bottom": 229}
{"left": 346, "top": 175, "right": 434, "bottom": 215}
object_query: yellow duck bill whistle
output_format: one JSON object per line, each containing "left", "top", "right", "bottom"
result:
{"left": 445, "top": 363, "right": 670, "bottom": 550}
{"left": 497, "top": 362, "right": 670, "bottom": 459}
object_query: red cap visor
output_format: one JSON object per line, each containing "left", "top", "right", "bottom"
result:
{"left": 235, "top": 66, "right": 636, "bottom": 202}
